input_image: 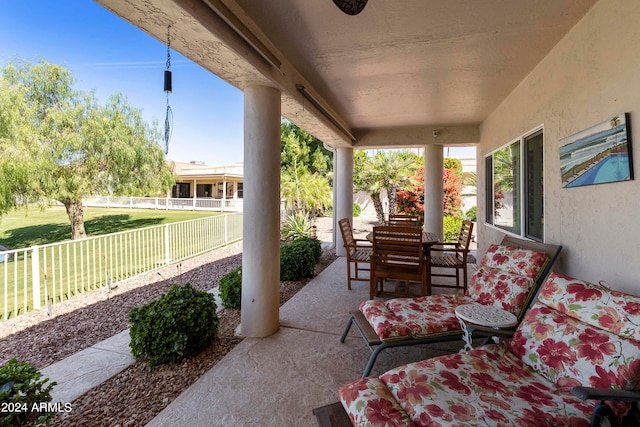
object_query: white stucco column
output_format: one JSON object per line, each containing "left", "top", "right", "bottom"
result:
{"left": 424, "top": 144, "right": 444, "bottom": 240}
{"left": 335, "top": 147, "right": 354, "bottom": 256}
{"left": 241, "top": 85, "right": 281, "bottom": 337}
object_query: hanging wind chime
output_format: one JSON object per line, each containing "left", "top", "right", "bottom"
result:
{"left": 163, "top": 25, "right": 173, "bottom": 155}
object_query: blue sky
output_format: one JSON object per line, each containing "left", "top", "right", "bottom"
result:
{"left": 0, "top": 0, "right": 245, "bottom": 165}
{"left": 0, "top": 1, "right": 475, "bottom": 164}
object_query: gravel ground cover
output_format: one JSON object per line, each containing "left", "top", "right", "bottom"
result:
{"left": 0, "top": 215, "right": 376, "bottom": 426}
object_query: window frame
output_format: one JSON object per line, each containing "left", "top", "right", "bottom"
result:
{"left": 485, "top": 126, "right": 544, "bottom": 241}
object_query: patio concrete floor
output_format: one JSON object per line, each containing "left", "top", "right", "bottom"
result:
{"left": 147, "top": 256, "right": 476, "bottom": 426}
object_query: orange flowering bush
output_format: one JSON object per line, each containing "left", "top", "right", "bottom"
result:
{"left": 397, "top": 165, "right": 463, "bottom": 219}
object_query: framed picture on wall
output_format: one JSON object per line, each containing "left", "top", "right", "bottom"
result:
{"left": 560, "top": 113, "right": 634, "bottom": 188}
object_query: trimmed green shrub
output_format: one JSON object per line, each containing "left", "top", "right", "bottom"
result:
{"left": 280, "top": 211, "right": 313, "bottom": 241}
{"left": 465, "top": 206, "right": 477, "bottom": 222}
{"left": 443, "top": 216, "right": 463, "bottom": 242}
{"left": 353, "top": 203, "right": 362, "bottom": 217}
{"left": 280, "top": 237, "right": 322, "bottom": 280}
{"left": 219, "top": 267, "right": 242, "bottom": 309}
{"left": 128, "top": 284, "right": 219, "bottom": 367}
{"left": 0, "top": 358, "right": 57, "bottom": 427}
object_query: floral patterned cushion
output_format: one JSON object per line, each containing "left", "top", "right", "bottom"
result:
{"left": 386, "top": 295, "right": 475, "bottom": 339}
{"left": 465, "top": 244, "right": 548, "bottom": 318}
{"left": 360, "top": 244, "right": 550, "bottom": 343}
{"left": 537, "top": 272, "right": 640, "bottom": 341}
{"left": 359, "top": 300, "right": 412, "bottom": 341}
{"left": 360, "top": 295, "right": 475, "bottom": 342}
{"left": 377, "top": 344, "right": 596, "bottom": 426}
{"left": 480, "top": 244, "right": 549, "bottom": 278}
{"left": 342, "top": 273, "right": 640, "bottom": 426}
{"left": 339, "top": 377, "right": 415, "bottom": 426}
{"left": 510, "top": 303, "right": 640, "bottom": 391}
{"left": 509, "top": 272, "right": 640, "bottom": 390}
{"left": 467, "top": 266, "right": 536, "bottom": 317}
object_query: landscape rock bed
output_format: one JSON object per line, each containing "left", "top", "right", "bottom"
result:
{"left": 0, "top": 242, "right": 245, "bottom": 368}
{"left": 55, "top": 247, "right": 336, "bottom": 426}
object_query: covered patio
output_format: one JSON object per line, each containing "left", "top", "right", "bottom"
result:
{"left": 91, "top": 0, "right": 640, "bottom": 421}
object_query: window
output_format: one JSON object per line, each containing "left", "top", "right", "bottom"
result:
{"left": 237, "top": 183, "right": 243, "bottom": 199}
{"left": 226, "top": 182, "right": 234, "bottom": 198}
{"left": 172, "top": 182, "right": 190, "bottom": 198}
{"left": 196, "top": 184, "right": 212, "bottom": 198}
{"left": 524, "top": 130, "right": 544, "bottom": 241}
{"left": 485, "top": 129, "right": 544, "bottom": 241}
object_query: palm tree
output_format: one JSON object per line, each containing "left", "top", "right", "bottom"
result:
{"left": 281, "top": 167, "right": 332, "bottom": 217}
{"left": 355, "top": 150, "right": 418, "bottom": 222}
{"left": 372, "top": 151, "right": 418, "bottom": 217}
{"left": 354, "top": 167, "right": 386, "bottom": 223}
{"left": 610, "top": 115, "right": 621, "bottom": 128}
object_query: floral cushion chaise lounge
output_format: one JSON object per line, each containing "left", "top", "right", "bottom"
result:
{"left": 341, "top": 235, "right": 562, "bottom": 377}
{"left": 316, "top": 272, "right": 640, "bottom": 426}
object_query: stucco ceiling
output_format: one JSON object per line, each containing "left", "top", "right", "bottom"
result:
{"left": 95, "top": 0, "right": 598, "bottom": 149}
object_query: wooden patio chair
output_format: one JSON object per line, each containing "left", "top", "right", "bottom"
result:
{"left": 388, "top": 213, "right": 422, "bottom": 228}
{"left": 337, "top": 218, "right": 372, "bottom": 290}
{"left": 370, "top": 225, "right": 426, "bottom": 299}
{"left": 428, "top": 219, "right": 474, "bottom": 292}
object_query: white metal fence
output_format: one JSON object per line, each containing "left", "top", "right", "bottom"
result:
{"left": 84, "top": 196, "right": 243, "bottom": 212}
{"left": 0, "top": 213, "right": 243, "bottom": 321}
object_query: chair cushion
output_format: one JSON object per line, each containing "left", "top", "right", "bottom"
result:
{"left": 537, "top": 272, "right": 640, "bottom": 341}
{"left": 510, "top": 302, "right": 640, "bottom": 390}
{"left": 361, "top": 295, "right": 475, "bottom": 341}
{"left": 378, "top": 344, "right": 596, "bottom": 426}
{"left": 510, "top": 272, "right": 640, "bottom": 390}
{"left": 480, "top": 244, "right": 549, "bottom": 279}
{"left": 339, "top": 377, "right": 415, "bottom": 426}
{"left": 466, "top": 244, "right": 548, "bottom": 317}
{"left": 467, "top": 266, "right": 536, "bottom": 317}
{"left": 359, "top": 300, "right": 412, "bottom": 341}
{"left": 385, "top": 294, "right": 475, "bottom": 339}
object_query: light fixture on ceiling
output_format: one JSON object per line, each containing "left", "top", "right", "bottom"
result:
{"left": 333, "top": 0, "right": 368, "bottom": 15}
{"left": 163, "top": 25, "right": 173, "bottom": 155}
{"left": 296, "top": 84, "right": 356, "bottom": 143}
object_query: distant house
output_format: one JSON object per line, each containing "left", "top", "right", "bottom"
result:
{"left": 170, "top": 161, "right": 244, "bottom": 202}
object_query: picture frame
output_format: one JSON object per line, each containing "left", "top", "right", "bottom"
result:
{"left": 560, "top": 113, "right": 634, "bottom": 188}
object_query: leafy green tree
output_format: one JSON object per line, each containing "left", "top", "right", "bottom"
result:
{"left": 280, "top": 121, "right": 332, "bottom": 216}
{"left": 281, "top": 120, "right": 333, "bottom": 175}
{"left": 0, "top": 59, "right": 174, "bottom": 239}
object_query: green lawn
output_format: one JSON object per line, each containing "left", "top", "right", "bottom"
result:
{"left": 1, "top": 208, "right": 238, "bottom": 320}
{"left": 0, "top": 206, "right": 218, "bottom": 250}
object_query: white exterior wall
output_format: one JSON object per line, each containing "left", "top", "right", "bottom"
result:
{"left": 478, "top": 0, "right": 640, "bottom": 294}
